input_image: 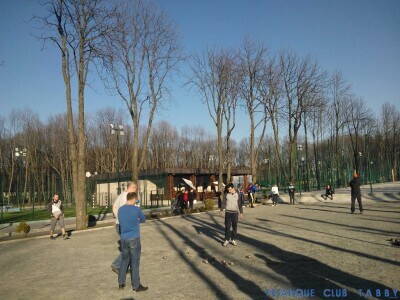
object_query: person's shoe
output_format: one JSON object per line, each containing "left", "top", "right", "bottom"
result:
{"left": 230, "top": 240, "right": 237, "bottom": 246}
{"left": 50, "top": 236, "right": 56, "bottom": 240}
{"left": 111, "top": 266, "right": 119, "bottom": 275}
{"left": 119, "top": 284, "right": 125, "bottom": 289}
{"left": 223, "top": 240, "right": 229, "bottom": 247}
{"left": 351, "top": 211, "right": 354, "bottom": 214}
{"left": 63, "top": 234, "right": 70, "bottom": 240}
{"left": 134, "top": 284, "right": 148, "bottom": 292}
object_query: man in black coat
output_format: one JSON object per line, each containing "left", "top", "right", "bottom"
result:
{"left": 288, "top": 183, "right": 295, "bottom": 205}
{"left": 349, "top": 173, "right": 363, "bottom": 214}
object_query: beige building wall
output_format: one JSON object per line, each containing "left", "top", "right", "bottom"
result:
{"left": 95, "top": 180, "right": 158, "bottom": 207}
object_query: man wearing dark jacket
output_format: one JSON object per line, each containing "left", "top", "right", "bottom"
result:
{"left": 288, "top": 183, "right": 295, "bottom": 205}
{"left": 349, "top": 173, "right": 363, "bottom": 214}
{"left": 221, "top": 183, "right": 243, "bottom": 247}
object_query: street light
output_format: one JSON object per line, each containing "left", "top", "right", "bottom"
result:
{"left": 369, "top": 161, "right": 374, "bottom": 193}
{"left": 300, "top": 156, "right": 305, "bottom": 194}
{"left": 14, "top": 147, "right": 27, "bottom": 210}
{"left": 296, "top": 144, "right": 303, "bottom": 193}
{"left": 263, "top": 158, "right": 269, "bottom": 185}
{"left": 110, "top": 124, "right": 124, "bottom": 195}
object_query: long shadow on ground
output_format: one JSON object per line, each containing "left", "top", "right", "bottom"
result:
{"left": 296, "top": 206, "right": 400, "bottom": 215}
{"left": 154, "top": 221, "right": 232, "bottom": 299}
{"left": 304, "top": 203, "right": 400, "bottom": 213}
{"left": 189, "top": 214, "right": 400, "bottom": 267}
{"left": 281, "top": 214, "right": 400, "bottom": 237}
{"left": 255, "top": 218, "right": 392, "bottom": 248}
{"left": 156, "top": 219, "right": 269, "bottom": 300}
{"left": 185, "top": 213, "right": 397, "bottom": 299}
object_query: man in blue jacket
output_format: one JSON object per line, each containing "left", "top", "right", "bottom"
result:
{"left": 118, "top": 192, "right": 148, "bottom": 292}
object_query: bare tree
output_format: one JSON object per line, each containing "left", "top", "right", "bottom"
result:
{"left": 259, "top": 58, "right": 286, "bottom": 182}
{"left": 345, "top": 96, "right": 374, "bottom": 174}
{"left": 279, "top": 51, "right": 326, "bottom": 182}
{"left": 37, "top": 0, "right": 112, "bottom": 229}
{"left": 223, "top": 59, "right": 240, "bottom": 183}
{"left": 238, "top": 39, "right": 268, "bottom": 183}
{"left": 380, "top": 103, "right": 400, "bottom": 181}
{"left": 189, "top": 49, "right": 235, "bottom": 190}
{"left": 100, "top": 0, "right": 181, "bottom": 182}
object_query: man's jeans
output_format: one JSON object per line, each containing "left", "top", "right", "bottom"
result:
{"left": 118, "top": 237, "right": 141, "bottom": 289}
{"left": 225, "top": 211, "right": 238, "bottom": 241}
{"left": 111, "top": 224, "right": 122, "bottom": 270}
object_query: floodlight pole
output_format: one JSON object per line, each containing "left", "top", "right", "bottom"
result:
{"left": 110, "top": 124, "right": 125, "bottom": 195}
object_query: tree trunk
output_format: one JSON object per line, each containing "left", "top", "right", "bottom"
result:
{"left": 75, "top": 42, "right": 87, "bottom": 231}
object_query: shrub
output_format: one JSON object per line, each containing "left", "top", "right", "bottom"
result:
{"left": 150, "top": 211, "right": 161, "bottom": 219}
{"left": 16, "top": 222, "right": 31, "bottom": 236}
{"left": 204, "top": 199, "right": 215, "bottom": 211}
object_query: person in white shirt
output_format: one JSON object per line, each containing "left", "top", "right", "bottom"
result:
{"left": 271, "top": 185, "right": 279, "bottom": 206}
{"left": 48, "top": 193, "right": 69, "bottom": 240}
{"left": 111, "top": 182, "right": 138, "bottom": 274}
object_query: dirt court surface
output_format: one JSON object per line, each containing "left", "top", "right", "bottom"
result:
{"left": 0, "top": 200, "right": 399, "bottom": 300}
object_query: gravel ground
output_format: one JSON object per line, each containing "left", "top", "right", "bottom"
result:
{"left": 0, "top": 200, "right": 399, "bottom": 300}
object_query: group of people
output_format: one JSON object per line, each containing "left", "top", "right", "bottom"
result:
{"left": 45, "top": 172, "right": 364, "bottom": 294}
{"left": 175, "top": 188, "right": 196, "bottom": 212}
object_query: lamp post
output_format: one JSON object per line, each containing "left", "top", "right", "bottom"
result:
{"left": 297, "top": 144, "right": 303, "bottom": 193}
{"left": 369, "top": 161, "right": 374, "bottom": 194}
{"left": 300, "top": 156, "right": 305, "bottom": 195}
{"left": 14, "top": 147, "right": 27, "bottom": 210}
{"left": 85, "top": 171, "right": 91, "bottom": 209}
{"left": 263, "top": 158, "right": 269, "bottom": 186}
{"left": 110, "top": 124, "right": 124, "bottom": 195}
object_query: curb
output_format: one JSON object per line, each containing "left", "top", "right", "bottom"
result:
{"left": 0, "top": 206, "right": 251, "bottom": 244}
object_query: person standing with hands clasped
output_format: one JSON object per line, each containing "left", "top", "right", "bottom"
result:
{"left": 118, "top": 192, "right": 148, "bottom": 292}
{"left": 48, "top": 193, "right": 69, "bottom": 240}
{"left": 221, "top": 183, "right": 243, "bottom": 247}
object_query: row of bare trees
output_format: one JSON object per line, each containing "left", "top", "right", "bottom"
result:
{"left": 1, "top": 0, "right": 398, "bottom": 230}
{"left": 189, "top": 40, "right": 399, "bottom": 191}
{"left": 1, "top": 98, "right": 398, "bottom": 204}
{"left": 30, "top": 0, "right": 181, "bottom": 229}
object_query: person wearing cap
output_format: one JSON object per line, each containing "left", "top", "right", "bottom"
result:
{"left": 221, "top": 183, "right": 243, "bottom": 247}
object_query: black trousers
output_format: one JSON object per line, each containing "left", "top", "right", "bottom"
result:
{"left": 272, "top": 194, "right": 278, "bottom": 205}
{"left": 351, "top": 193, "right": 363, "bottom": 212}
{"left": 225, "top": 211, "right": 238, "bottom": 241}
{"left": 289, "top": 193, "right": 295, "bottom": 205}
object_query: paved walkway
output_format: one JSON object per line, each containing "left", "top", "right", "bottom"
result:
{"left": 0, "top": 198, "right": 399, "bottom": 299}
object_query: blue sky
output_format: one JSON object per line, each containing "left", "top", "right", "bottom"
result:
{"left": 0, "top": 0, "right": 399, "bottom": 141}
